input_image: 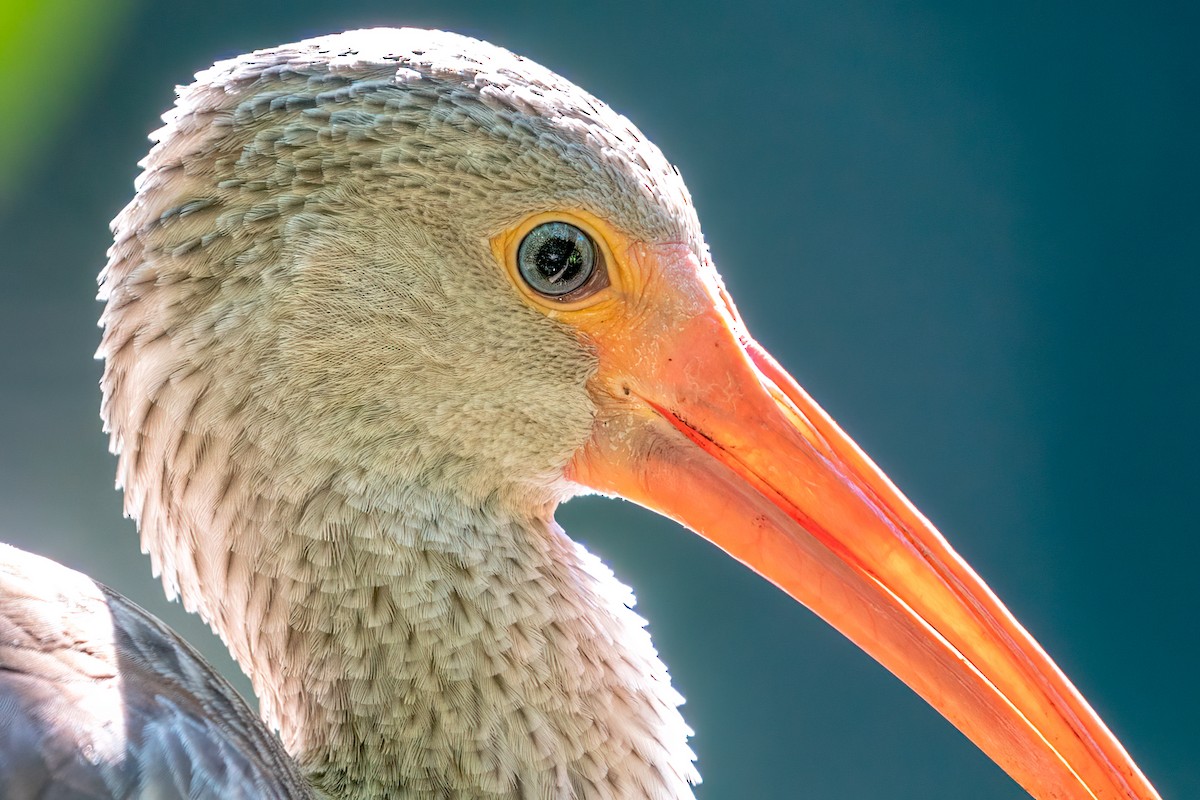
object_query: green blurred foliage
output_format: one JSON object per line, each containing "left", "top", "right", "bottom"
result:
{"left": 0, "top": 0, "right": 133, "bottom": 204}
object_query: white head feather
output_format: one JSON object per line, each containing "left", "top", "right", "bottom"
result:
{"left": 100, "top": 27, "right": 708, "bottom": 799}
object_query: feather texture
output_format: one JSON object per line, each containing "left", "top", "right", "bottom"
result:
{"left": 91, "top": 27, "right": 708, "bottom": 798}
{"left": 0, "top": 544, "right": 312, "bottom": 799}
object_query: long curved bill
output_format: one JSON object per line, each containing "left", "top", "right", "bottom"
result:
{"left": 567, "top": 244, "right": 1159, "bottom": 800}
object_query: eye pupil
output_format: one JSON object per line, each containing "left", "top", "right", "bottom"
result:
{"left": 517, "top": 222, "right": 596, "bottom": 297}
{"left": 534, "top": 236, "right": 582, "bottom": 284}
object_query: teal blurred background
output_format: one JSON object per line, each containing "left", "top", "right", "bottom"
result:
{"left": 0, "top": 1, "right": 1195, "bottom": 797}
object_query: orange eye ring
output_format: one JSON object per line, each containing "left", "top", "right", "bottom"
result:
{"left": 493, "top": 210, "right": 631, "bottom": 315}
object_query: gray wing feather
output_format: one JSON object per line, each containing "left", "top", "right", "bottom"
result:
{"left": 0, "top": 544, "right": 314, "bottom": 799}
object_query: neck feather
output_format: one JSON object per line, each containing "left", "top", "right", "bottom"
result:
{"left": 192, "top": 479, "right": 697, "bottom": 799}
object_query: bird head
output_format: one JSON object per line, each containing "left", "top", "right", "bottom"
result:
{"left": 99, "top": 28, "right": 1157, "bottom": 800}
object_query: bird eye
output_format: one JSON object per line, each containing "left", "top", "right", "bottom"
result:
{"left": 516, "top": 221, "right": 599, "bottom": 298}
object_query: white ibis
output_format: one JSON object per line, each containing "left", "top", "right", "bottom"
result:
{"left": 0, "top": 27, "right": 1161, "bottom": 799}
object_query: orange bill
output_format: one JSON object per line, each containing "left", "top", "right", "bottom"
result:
{"left": 564, "top": 242, "right": 1160, "bottom": 800}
